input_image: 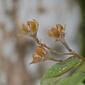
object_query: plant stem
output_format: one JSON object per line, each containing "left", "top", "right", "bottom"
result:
{"left": 32, "top": 34, "right": 85, "bottom": 61}
{"left": 60, "top": 38, "right": 85, "bottom": 61}
{"left": 60, "top": 38, "right": 72, "bottom": 52}
{"left": 47, "top": 55, "right": 76, "bottom": 62}
{"left": 33, "top": 36, "right": 73, "bottom": 56}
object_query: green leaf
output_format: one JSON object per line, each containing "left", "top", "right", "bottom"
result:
{"left": 56, "top": 62, "right": 85, "bottom": 85}
{"left": 56, "top": 72, "right": 85, "bottom": 85}
{"left": 40, "top": 57, "right": 83, "bottom": 85}
{"left": 75, "top": 62, "right": 85, "bottom": 73}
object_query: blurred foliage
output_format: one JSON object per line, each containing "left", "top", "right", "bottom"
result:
{"left": 77, "top": 0, "right": 85, "bottom": 56}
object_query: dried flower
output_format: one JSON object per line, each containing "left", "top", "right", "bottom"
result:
{"left": 21, "top": 19, "right": 39, "bottom": 37}
{"left": 21, "top": 24, "right": 29, "bottom": 33}
{"left": 30, "top": 44, "right": 50, "bottom": 64}
{"left": 30, "top": 55, "right": 42, "bottom": 64}
{"left": 48, "top": 24, "right": 65, "bottom": 40}
{"left": 35, "top": 45, "right": 47, "bottom": 57}
{"left": 56, "top": 24, "right": 63, "bottom": 32}
{"left": 27, "top": 19, "right": 39, "bottom": 33}
{"left": 48, "top": 28, "right": 60, "bottom": 38}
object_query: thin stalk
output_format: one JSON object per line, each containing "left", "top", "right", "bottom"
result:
{"left": 60, "top": 38, "right": 85, "bottom": 61}
{"left": 33, "top": 36, "right": 73, "bottom": 56}
{"left": 60, "top": 38, "right": 72, "bottom": 52}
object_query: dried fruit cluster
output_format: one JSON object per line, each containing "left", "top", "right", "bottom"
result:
{"left": 20, "top": 19, "right": 85, "bottom": 64}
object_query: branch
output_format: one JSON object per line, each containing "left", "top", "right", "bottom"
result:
{"left": 33, "top": 35, "right": 73, "bottom": 56}
{"left": 60, "top": 38, "right": 85, "bottom": 61}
